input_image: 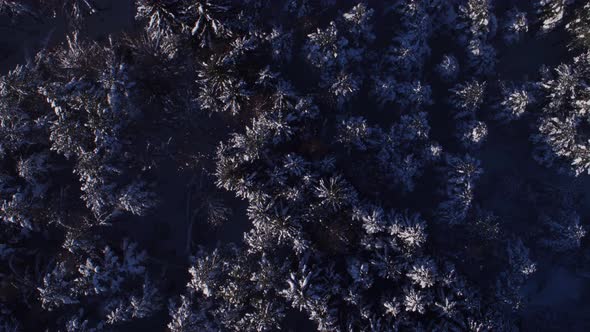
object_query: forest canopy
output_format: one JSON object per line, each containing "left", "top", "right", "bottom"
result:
{"left": 0, "top": 0, "right": 590, "bottom": 331}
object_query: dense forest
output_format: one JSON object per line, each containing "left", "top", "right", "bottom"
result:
{"left": 0, "top": 0, "right": 590, "bottom": 331}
